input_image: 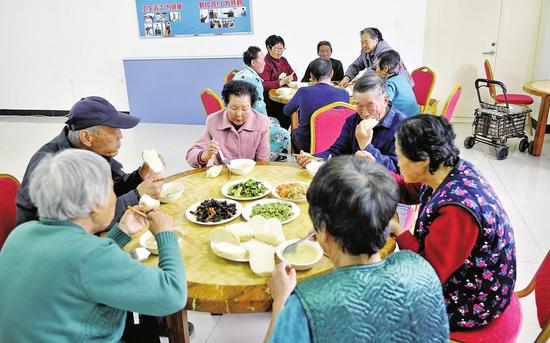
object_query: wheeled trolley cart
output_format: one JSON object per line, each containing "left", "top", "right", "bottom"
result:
{"left": 464, "top": 79, "right": 531, "bottom": 160}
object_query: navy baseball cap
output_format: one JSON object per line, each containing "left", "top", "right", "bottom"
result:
{"left": 65, "top": 96, "right": 140, "bottom": 130}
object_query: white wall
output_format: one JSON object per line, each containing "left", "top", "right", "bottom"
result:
{"left": 0, "top": 0, "right": 426, "bottom": 112}
{"left": 532, "top": 0, "right": 550, "bottom": 124}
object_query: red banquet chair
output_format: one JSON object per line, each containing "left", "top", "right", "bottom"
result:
{"left": 484, "top": 59, "right": 533, "bottom": 135}
{"left": 309, "top": 102, "right": 356, "bottom": 154}
{"left": 411, "top": 66, "right": 437, "bottom": 113}
{"left": 451, "top": 250, "right": 550, "bottom": 343}
{"left": 441, "top": 84, "right": 462, "bottom": 121}
{"left": 224, "top": 69, "right": 239, "bottom": 83}
{"left": 199, "top": 88, "right": 224, "bottom": 116}
{"left": 0, "top": 174, "right": 20, "bottom": 250}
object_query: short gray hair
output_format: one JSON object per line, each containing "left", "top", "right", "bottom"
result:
{"left": 353, "top": 74, "right": 387, "bottom": 95}
{"left": 29, "top": 149, "right": 111, "bottom": 220}
{"left": 67, "top": 125, "right": 100, "bottom": 147}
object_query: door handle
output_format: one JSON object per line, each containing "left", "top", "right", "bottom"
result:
{"left": 482, "top": 50, "right": 496, "bottom": 55}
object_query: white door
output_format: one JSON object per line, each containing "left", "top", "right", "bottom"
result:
{"left": 423, "top": 0, "right": 501, "bottom": 119}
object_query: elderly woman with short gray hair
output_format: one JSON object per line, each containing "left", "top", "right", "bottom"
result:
{"left": 339, "top": 27, "right": 413, "bottom": 87}
{"left": 0, "top": 149, "right": 186, "bottom": 342}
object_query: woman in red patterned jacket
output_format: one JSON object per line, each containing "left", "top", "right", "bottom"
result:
{"left": 259, "top": 34, "right": 297, "bottom": 130}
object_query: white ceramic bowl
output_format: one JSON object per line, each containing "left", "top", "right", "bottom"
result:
{"left": 276, "top": 88, "right": 293, "bottom": 96}
{"left": 227, "top": 159, "right": 256, "bottom": 176}
{"left": 160, "top": 183, "right": 185, "bottom": 203}
{"left": 276, "top": 239, "right": 323, "bottom": 270}
{"left": 305, "top": 161, "right": 325, "bottom": 177}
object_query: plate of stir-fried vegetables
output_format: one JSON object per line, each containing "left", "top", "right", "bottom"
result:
{"left": 272, "top": 182, "right": 309, "bottom": 203}
{"left": 221, "top": 178, "right": 272, "bottom": 200}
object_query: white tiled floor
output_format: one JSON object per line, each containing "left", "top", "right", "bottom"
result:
{"left": 1, "top": 116, "right": 548, "bottom": 342}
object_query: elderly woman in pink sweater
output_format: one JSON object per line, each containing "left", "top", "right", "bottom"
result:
{"left": 186, "top": 80, "right": 271, "bottom": 168}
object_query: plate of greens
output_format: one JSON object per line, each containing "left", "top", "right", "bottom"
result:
{"left": 242, "top": 199, "right": 300, "bottom": 224}
{"left": 221, "top": 178, "right": 272, "bottom": 201}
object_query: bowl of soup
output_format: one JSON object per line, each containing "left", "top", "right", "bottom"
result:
{"left": 276, "top": 239, "right": 323, "bottom": 270}
{"left": 227, "top": 159, "right": 256, "bottom": 176}
{"left": 160, "top": 183, "right": 185, "bottom": 203}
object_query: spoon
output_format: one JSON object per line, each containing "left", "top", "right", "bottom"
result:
{"left": 283, "top": 230, "right": 316, "bottom": 258}
{"left": 218, "top": 148, "right": 231, "bottom": 166}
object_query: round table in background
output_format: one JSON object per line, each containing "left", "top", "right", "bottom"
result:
{"left": 523, "top": 80, "right": 550, "bottom": 156}
{"left": 125, "top": 162, "right": 395, "bottom": 343}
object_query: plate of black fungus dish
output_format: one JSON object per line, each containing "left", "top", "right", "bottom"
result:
{"left": 185, "top": 198, "right": 243, "bottom": 225}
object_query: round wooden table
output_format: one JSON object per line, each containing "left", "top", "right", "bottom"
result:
{"left": 523, "top": 80, "right": 550, "bottom": 156}
{"left": 126, "top": 162, "right": 395, "bottom": 342}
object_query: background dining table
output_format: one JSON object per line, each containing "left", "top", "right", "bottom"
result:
{"left": 124, "top": 162, "right": 396, "bottom": 343}
{"left": 523, "top": 80, "right": 550, "bottom": 156}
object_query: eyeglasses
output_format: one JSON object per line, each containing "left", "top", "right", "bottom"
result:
{"left": 273, "top": 47, "right": 286, "bottom": 52}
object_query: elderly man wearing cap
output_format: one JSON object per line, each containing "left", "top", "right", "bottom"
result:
{"left": 15, "top": 96, "right": 163, "bottom": 228}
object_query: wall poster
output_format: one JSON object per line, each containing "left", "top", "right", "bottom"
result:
{"left": 136, "top": 0, "right": 252, "bottom": 37}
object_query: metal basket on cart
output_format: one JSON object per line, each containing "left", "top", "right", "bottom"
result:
{"left": 464, "top": 79, "right": 530, "bottom": 160}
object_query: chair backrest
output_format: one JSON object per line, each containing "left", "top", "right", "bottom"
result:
{"left": 199, "top": 88, "right": 224, "bottom": 116}
{"left": 411, "top": 66, "right": 436, "bottom": 110}
{"left": 310, "top": 102, "right": 356, "bottom": 154}
{"left": 484, "top": 59, "right": 497, "bottom": 99}
{"left": 535, "top": 251, "right": 550, "bottom": 329}
{"left": 441, "top": 84, "right": 462, "bottom": 121}
{"left": 224, "top": 69, "right": 239, "bottom": 83}
{"left": 0, "top": 174, "right": 20, "bottom": 250}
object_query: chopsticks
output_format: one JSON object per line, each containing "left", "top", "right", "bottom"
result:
{"left": 153, "top": 177, "right": 164, "bottom": 182}
{"left": 291, "top": 154, "right": 325, "bottom": 161}
{"left": 127, "top": 206, "right": 148, "bottom": 219}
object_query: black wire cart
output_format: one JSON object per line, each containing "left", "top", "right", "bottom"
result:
{"left": 464, "top": 79, "right": 530, "bottom": 160}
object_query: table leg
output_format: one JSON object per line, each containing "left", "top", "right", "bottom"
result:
{"left": 531, "top": 95, "right": 550, "bottom": 156}
{"left": 165, "top": 309, "right": 190, "bottom": 343}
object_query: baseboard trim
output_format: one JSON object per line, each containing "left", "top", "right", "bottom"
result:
{"left": 0, "top": 109, "right": 130, "bottom": 116}
{"left": 0, "top": 109, "right": 68, "bottom": 116}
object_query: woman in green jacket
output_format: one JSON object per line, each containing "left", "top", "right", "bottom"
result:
{"left": 0, "top": 149, "right": 186, "bottom": 342}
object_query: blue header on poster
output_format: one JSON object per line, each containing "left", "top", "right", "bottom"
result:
{"left": 136, "top": 0, "right": 252, "bottom": 37}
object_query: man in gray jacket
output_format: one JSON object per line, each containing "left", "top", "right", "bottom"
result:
{"left": 15, "top": 96, "right": 163, "bottom": 230}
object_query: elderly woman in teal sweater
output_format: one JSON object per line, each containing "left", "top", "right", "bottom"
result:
{"left": 0, "top": 149, "right": 186, "bottom": 342}
{"left": 264, "top": 157, "right": 449, "bottom": 343}
{"left": 234, "top": 46, "right": 290, "bottom": 159}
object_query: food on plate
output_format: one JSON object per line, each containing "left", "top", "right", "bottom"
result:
{"left": 228, "top": 179, "right": 268, "bottom": 198}
{"left": 206, "top": 165, "right": 223, "bottom": 178}
{"left": 210, "top": 227, "right": 240, "bottom": 245}
{"left": 275, "top": 182, "right": 308, "bottom": 201}
{"left": 249, "top": 216, "right": 285, "bottom": 246}
{"left": 246, "top": 240, "right": 275, "bottom": 276}
{"left": 284, "top": 242, "right": 319, "bottom": 265}
{"left": 191, "top": 199, "right": 237, "bottom": 223}
{"left": 358, "top": 118, "right": 379, "bottom": 131}
{"left": 142, "top": 148, "right": 164, "bottom": 173}
{"left": 224, "top": 222, "right": 253, "bottom": 242}
{"left": 251, "top": 202, "right": 294, "bottom": 222}
{"left": 211, "top": 242, "right": 248, "bottom": 261}
{"left": 139, "top": 194, "right": 160, "bottom": 212}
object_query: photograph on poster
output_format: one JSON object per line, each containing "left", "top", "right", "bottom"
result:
{"left": 234, "top": 7, "right": 247, "bottom": 17}
{"left": 163, "top": 22, "right": 172, "bottom": 36}
{"left": 208, "top": 9, "right": 221, "bottom": 19}
{"left": 144, "top": 23, "right": 153, "bottom": 36}
{"left": 209, "top": 19, "right": 221, "bottom": 29}
{"left": 154, "top": 22, "right": 162, "bottom": 36}
{"left": 155, "top": 12, "right": 167, "bottom": 21}
{"left": 221, "top": 7, "right": 235, "bottom": 18}
{"left": 169, "top": 12, "right": 181, "bottom": 21}
{"left": 144, "top": 13, "right": 154, "bottom": 22}
{"left": 199, "top": 9, "right": 209, "bottom": 23}
{"left": 222, "top": 19, "right": 235, "bottom": 28}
